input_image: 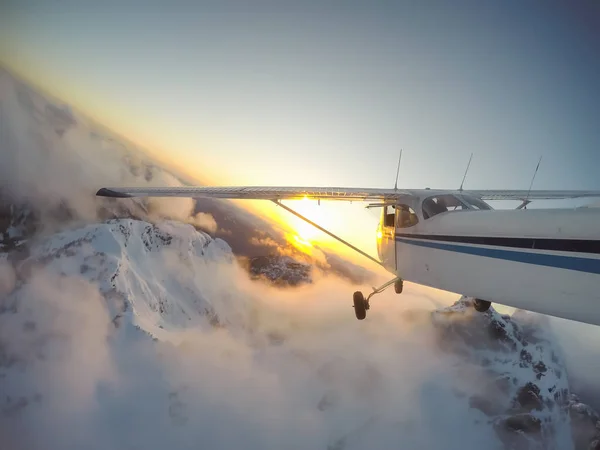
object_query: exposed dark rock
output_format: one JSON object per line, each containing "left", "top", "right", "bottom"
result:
{"left": 533, "top": 361, "right": 548, "bottom": 380}
{"left": 502, "top": 413, "right": 543, "bottom": 434}
{"left": 514, "top": 382, "right": 543, "bottom": 412}
{"left": 247, "top": 255, "right": 312, "bottom": 286}
{"left": 520, "top": 349, "right": 533, "bottom": 366}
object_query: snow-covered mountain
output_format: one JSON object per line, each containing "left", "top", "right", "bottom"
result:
{"left": 14, "top": 220, "right": 237, "bottom": 336}
{"left": 1, "top": 218, "right": 599, "bottom": 450}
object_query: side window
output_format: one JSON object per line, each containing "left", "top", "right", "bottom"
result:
{"left": 422, "top": 195, "right": 466, "bottom": 219}
{"left": 396, "top": 204, "right": 419, "bottom": 228}
{"left": 422, "top": 197, "right": 446, "bottom": 219}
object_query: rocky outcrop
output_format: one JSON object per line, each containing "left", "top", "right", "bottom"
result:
{"left": 432, "top": 298, "right": 573, "bottom": 449}
{"left": 248, "top": 255, "right": 312, "bottom": 286}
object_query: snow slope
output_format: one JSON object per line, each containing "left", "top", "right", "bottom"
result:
{"left": 17, "top": 220, "right": 243, "bottom": 337}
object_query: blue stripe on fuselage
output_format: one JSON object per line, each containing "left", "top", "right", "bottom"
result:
{"left": 395, "top": 237, "right": 600, "bottom": 275}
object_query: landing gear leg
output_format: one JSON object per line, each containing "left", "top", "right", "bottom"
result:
{"left": 353, "top": 276, "right": 402, "bottom": 320}
{"left": 394, "top": 278, "right": 403, "bottom": 294}
{"left": 473, "top": 298, "right": 491, "bottom": 312}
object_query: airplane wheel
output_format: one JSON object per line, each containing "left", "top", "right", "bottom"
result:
{"left": 473, "top": 298, "right": 491, "bottom": 313}
{"left": 353, "top": 291, "right": 367, "bottom": 320}
{"left": 394, "top": 279, "right": 403, "bottom": 294}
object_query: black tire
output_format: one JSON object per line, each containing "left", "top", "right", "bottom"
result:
{"left": 394, "top": 279, "right": 403, "bottom": 294}
{"left": 473, "top": 298, "right": 491, "bottom": 312}
{"left": 353, "top": 291, "right": 367, "bottom": 320}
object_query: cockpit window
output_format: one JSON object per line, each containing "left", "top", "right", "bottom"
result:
{"left": 422, "top": 194, "right": 493, "bottom": 219}
{"left": 422, "top": 195, "right": 467, "bottom": 219}
{"left": 458, "top": 194, "right": 493, "bottom": 210}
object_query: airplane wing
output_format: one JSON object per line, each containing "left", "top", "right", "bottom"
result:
{"left": 96, "top": 186, "right": 410, "bottom": 202}
{"left": 461, "top": 190, "right": 600, "bottom": 201}
{"left": 96, "top": 186, "right": 600, "bottom": 202}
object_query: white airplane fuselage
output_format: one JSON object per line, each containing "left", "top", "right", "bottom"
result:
{"left": 377, "top": 194, "right": 600, "bottom": 326}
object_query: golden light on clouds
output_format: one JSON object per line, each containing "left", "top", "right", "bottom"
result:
{"left": 293, "top": 234, "right": 313, "bottom": 248}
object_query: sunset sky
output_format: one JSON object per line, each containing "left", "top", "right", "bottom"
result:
{"left": 1, "top": 1, "right": 599, "bottom": 257}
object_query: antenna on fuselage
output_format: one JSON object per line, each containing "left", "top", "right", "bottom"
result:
{"left": 394, "top": 149, "right": 402, "bottom": 191}
{"left": 365, "top": 149, "right": 402, "bottom": 210}
{"left": 458, "top": 153, "right": 473, "bottom": 192}
{"left": 521, "top": 155, "right": 543, "bottom": 209}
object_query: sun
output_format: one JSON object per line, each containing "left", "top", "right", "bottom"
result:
{"left": 287, "top": 197, "right": 323, "bottom": 244}
{"left": 294, "top": 217, "right": 320, "bottom": 242}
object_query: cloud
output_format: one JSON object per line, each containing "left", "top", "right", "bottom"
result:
{"left": 191, "top": 212, "right": 218, "bottom": 234}
{"left": 143, "top": 170, "right": 199, "bottom": 222}
{"left": 0, "top": 268, "right": 115, "bottom": 450}
{"left": 249, "top": 236, "right": 279, "bottom": 248}
{"left": 0, "top": 257, "right": 16, "bottom": 298}
{"left": 0, "top": 69, "right": 202, "bottom": 231}
{"left": 549, "top": 317, "right": 600, "bottom": 410}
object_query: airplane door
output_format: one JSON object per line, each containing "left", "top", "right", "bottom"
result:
{"left": 377, "top": 205, "right": 397, "bottom": 271}
{"left": 394, "top": 203, "right": 420, "bottom": 275}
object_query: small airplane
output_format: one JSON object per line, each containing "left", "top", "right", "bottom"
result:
{"left": 96, "top": 179, "right": 600, "bottom": 326}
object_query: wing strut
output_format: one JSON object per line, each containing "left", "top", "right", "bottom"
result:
{"left": 272, "top": 200, "right": 383, "bottom": 267}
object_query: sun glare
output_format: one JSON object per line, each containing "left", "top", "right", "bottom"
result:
{"left": 293, "top": 234, "right": 313, "bottom": 247}
{"left": 287, "top": 197, "right": 324, "bottom": 243}
{"left": 240, "top": 196, "right": 380, "bottom": 265}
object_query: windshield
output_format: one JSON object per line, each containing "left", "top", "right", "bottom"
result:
{"left": 458, "top": 194, "right": 493, "bottom": 210}
{"left": 422, "top": 194, "right": 491, "bottom": 219}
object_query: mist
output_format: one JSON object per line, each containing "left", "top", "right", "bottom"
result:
{"left": 0, "top": 67, "right": 210, "bottom": 235}
{"left": 549, "top": 317, "right": 600, "bottom": 411}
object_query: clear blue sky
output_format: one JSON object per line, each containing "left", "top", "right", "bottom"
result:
{"left": 1, "top": 1, "right": 599, "bottom": 256}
